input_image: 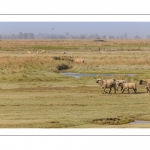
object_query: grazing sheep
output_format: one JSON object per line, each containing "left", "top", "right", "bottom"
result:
{"left": 96, "top": 78, "right": 117, "bottom": 94}
{"left": 73, "top": 58, "right": 84, "bottom": 63}
{"left": 40, "top": 50, "right": 46, "bottom": 53}
{"left": 27, "top": 51, "right": 31, "bottom": 54}
{"left": 116, "top": 80, "right": 126, "bottom": 91}
{"left": 139, "top": 79, "right": 150, "bottom": 93}
{"left": 119, "top": 82, "right": 137, "bottom": 94}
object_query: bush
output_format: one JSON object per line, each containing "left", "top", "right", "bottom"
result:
{"left": 56, "top": 63, "right": 69, "bottom": 70}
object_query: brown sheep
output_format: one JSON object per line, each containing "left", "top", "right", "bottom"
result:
{"left": 73, "top": 58, "right": 84, "bottom": 63}
{"left": 119, "top": 82, "right": 137, "bottom": 94}
{"left": 96, "top": 78, "right": 117, "bottom": 94}
{"left": 27, "top": 51, "right": 31, "bottom": 54}
{"left": 139, "top": 79, "right": 150, "bottom": 93}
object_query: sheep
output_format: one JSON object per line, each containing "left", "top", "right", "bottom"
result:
{"left": 40, "top": 50, "right": 46, "bottom": 53}
{"left": 96, "top": 78, "right": 117, "bottom": 94}
{"left": 116, "top": 80, "right": 126, "bottom": 91}
{"left": 119, "top": 82, "right": 137, "bottom": 94}
{"left": 73, "top": 58, "right": 84, "bottom": 63}
{"left": 27, "top": 51, "right": 31, "bottom": 54}
{"left": 139, "top": 79, "right": 150, "bottom": 93}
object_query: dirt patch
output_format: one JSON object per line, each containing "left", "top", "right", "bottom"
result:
{"left": 48, "top": 121, "right": 60, "bottom": 124}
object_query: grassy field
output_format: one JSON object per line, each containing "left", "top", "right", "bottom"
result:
{"left": 0, "top": 39, "right": 150, "bottom": 128}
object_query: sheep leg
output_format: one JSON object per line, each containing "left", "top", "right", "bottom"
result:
{"left": 134, "top": 88, "right": 137, "bottom": 93}
{"left": 114, "top": 87, "right": 116, "bottom": 94}
{"left": 146, "top": 87, "right": 149, "bottom": 93}
{"left": 102, "top": 87, "right": 107, "bottom": 93}
{"left": 109, "top": 88, "right": 112, "bottom": 94}
{"left": 121, "top": 88, "right": 125, "bottom": 93}
{"left": 104, "top": 90, "right": 107, "bottom": 93}
{"left": 120, "top": 86, "right": 123, "bottom": 91}
{"left": 128, "top": 88, "right": 130, "bottom": 94}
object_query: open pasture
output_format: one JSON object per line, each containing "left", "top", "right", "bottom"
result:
{"left": 0, "top": 39, "right": 150, "bottom": 128}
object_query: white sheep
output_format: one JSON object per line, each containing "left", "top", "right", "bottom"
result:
{"left": 96, "top": 78, "right": 117, "bottom": 94}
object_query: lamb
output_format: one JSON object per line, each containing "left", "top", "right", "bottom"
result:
{"left": 119, "top": 82, "right": 137, "bottom": 94}
{"left": 115, "top": 80, "right": 126, "bottom": 91}
{"left": 73, "top": 58, "right": 84, "bottom": 63}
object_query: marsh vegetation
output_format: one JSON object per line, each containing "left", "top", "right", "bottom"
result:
{"left": 0, "top": 39, "right": 150, "bottom": 128}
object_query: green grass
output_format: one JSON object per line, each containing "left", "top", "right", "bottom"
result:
{"left": 0, "top": 39, "right": 150, "bottom": 128}
{"left": 0, "top": 83, "right": 150, "bottom": 128}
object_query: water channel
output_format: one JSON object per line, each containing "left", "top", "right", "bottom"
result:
{"left": 128, "top": 120, "right": 150, "bottom": 125}
{"left": 60, "top": 72, "right": 135, "bottom": 78}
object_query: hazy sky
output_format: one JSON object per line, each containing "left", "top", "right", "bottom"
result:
{"left": 0, "top": 22, "right": 150, "bottom": 38}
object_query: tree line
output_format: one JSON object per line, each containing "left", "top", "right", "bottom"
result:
{"left": 0, "top": 32, "right": 150, "bottom": 39}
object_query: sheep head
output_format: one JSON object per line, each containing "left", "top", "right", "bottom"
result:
{"left": 96, "top": 78, "right": 102, "bottom": 83}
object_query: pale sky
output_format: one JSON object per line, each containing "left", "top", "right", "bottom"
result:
{"left": 0, "top": 22, "right": 150, "bottom": 38}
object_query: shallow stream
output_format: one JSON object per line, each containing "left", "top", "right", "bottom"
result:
{"left": 128, "top": 120, "right": 150, "bottom": 125}
{"left": 60, "top": 72, "right": 135, "bottom": 78}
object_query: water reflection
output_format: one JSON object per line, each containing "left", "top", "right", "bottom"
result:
{"left": 129, "top": 120, "right": 150, "bottom": 125}
{"left": 60, "top": 72, "right": 135, "bottom": 78}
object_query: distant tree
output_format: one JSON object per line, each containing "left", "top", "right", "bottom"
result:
{"left": 18, "top": 32, "right": 24, "bottom": 39}
{"left": 28, "top": 33, "right": 34, "bottom": 39}
{"left": 50, "top": 34, "right": 58, "bottom": 39}
{"left": 102, "top": 35, "right": 107, "bottom": 39}
{"left": 147, "top": 35, "right": 150, "bottom": 39}
{"left": 120, "top": 35, "right": 124, "bottom": 39}
{"left": 88, "top": 34, "right": 99, "bottom": 39}
{"left": 10, "top": 34, "right": 16, "bottom": 39}
{"left": 37, "top": 33, "right": 44, "bottom": 39}
{"left": 58, "top": 34, "right": 66, "bottom": 39}
{"left": 79, "top": 34, "right": 86, "bottom": 39}
{"left": 70, "top": 35, "right": 78, "bottom": 39}
{"left": 134, "top": 35, "right": 141, "bottom": 39}
{"left": 116, "top": 36, "right": 120, "bottom": 39}
{"left": 23, "top": 33, "right": 28, "bottom": 39}
{"left": 124, "top": 33, "right": 128, "bottom": 39}
{"left": 43, "top": 33, "right": 50, "bottom": 39}
{"left": 94, "top": 34, "right": 100, "bottom": 39}
{"left": 65, "top": 32, "right": 70, "bottom": 39}
{"left": 109, "top": 35, "right": 115, "bottom": 39}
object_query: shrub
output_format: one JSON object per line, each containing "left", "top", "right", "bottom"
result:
{"left": 56, "top": 63, "right": 69, "bottom": 70}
